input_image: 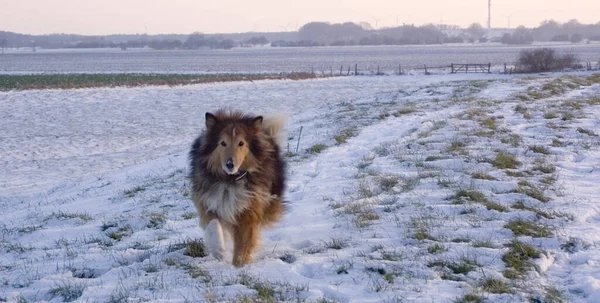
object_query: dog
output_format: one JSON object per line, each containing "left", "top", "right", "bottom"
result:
{"left": 189, "top": 109, "right": 287, "bottom": 267}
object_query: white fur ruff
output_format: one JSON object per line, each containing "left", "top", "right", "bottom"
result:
{"left": 201, "top": 183, "right": 250, "bottom": 224}
{"left": 204, "top": 219, "right": 226, "bottom": 261}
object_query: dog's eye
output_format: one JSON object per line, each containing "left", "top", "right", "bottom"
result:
{"left": 220, "top": 141, "right": 226, "bottom": 147}
{"left": 238, "top": 141, "right": 244, "bottom": 147}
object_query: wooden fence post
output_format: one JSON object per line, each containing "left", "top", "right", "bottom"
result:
{"left": 377, "top": 65, "right": 380, "bottom": 75}
{"left": 347, "top": 66, "right": 351, "bottom": 75}
{"left": 424, "top": 65, "right": 428, "bottom": 75}
{"left": 488, "top": 63, "right": 491, "bottom": 73}
{"left": 340, "top": 65, "right": 343, "bottom": 75}
{"left": 355, "top": 64, "right": 358, "bottom": 75}
{"left": 504, "top": 63, "right": 507, "bottom": 74}
{"left": 330, "top": 66, "right": 333, "bottom": 76}
{"left": 451, "top": 63, "right": 454, "bottom": 73}
{"left": 398, "top": 64, "right": 402, "bottom": 75}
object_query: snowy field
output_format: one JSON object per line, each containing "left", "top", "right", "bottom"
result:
{"left": 1, "top": 73, "right": 600, "bottom": 302}
{"left": 1, "top": 43, "right": 599, "bottom": 74}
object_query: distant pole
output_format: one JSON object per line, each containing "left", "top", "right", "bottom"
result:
{"left": 398, "top": 64, "right": 402, "bottom": 75}
{"left": 347, "top": 66, "right": 351, "bottom": 75}
{"left": 504, "top": 63, "right": 507, "bottom": 74}
{"left": 488, "top": 0, "right": 492, "bottom": 30}
{"left": 355, "top": 64, "right": 358, "bottom": 75}
{"left": 451, "top": 63, "right": 454, "bottom": 73}
{"left": 340, "top": 65, "right": 343, "bottom": 75}
{"left": 377, "top": 65, "right": 380, "bottom": 75}
{"left": 488, "top": 63, "right": 491, "bottom": 73}
{"left": 330, "top": 66, "right": 333, "bottom": 76}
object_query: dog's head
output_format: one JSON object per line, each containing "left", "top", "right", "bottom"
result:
{"left": 204, "top": 111, "right": 263, "bottom": 175}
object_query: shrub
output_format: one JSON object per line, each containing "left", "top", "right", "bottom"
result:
{"left": 517, "top": 48, "right": 577, "bottom": 73}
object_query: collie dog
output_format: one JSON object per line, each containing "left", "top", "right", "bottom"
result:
{"left": 189, "top": 110, "right": 286, "bottom": 267}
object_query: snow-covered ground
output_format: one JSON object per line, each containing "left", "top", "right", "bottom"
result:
{"left": 1, "top": 73, "right": 600, "bottom": 302}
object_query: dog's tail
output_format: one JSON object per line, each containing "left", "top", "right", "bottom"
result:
{"left": 262, "top": 113, "right": 288, "bottom": 148}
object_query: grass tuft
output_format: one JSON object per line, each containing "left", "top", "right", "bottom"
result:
{"left": 505, "top": 219, "right": 552, "bottom": 237}
{"left": 492, "top": 152, "right": 520, "bottom": 169}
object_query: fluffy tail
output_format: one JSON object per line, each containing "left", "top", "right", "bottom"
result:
{"left": 262, "top": 113, "right": 288, "bottom": 148}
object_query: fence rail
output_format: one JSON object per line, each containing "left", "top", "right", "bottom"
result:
{"left": 312, "top": 61, "right": 599, "bottom": 76}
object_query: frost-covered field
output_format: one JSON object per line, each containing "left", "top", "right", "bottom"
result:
{"left": 1, "top": 43, "right": 599, "bottom": 74}
{"left": 1, "top": 73, "right": 600, "bottom": 302}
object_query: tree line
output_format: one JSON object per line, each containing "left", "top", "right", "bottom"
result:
{"left": 1, "top": 19, "right": 599, "bottom": 50}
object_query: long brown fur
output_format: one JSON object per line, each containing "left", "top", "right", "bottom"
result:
{"left": 189, "top": 109, "right": 286, "bottom": 267}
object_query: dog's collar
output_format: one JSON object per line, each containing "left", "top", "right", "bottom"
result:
{"left": 234, "top": 171, "right": 248, "bottom": 182}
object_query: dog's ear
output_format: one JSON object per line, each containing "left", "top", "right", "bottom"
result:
{"left": 205, "top": 112, "right": 218, "bottom": 129}
{"left": 251, "top": 116, "right": 263, "bottom": 129}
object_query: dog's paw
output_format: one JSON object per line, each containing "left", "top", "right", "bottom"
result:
{"left": 204, "top": 219, "right": 226, "bottom": 261}
{"left": 232, "top": 254, "right": 253, "bottom": 268}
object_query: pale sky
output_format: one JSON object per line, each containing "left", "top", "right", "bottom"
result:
{"left": 1, "top": 0, "right": 598, "bottom": 35}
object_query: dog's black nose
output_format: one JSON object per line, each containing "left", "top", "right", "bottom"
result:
{"left": 226, "top": 159, "right": 234, "bottom": 170}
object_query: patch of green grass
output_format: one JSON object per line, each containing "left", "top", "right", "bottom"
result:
{"left": 500, "top": 134, "right": 522, "bottom": 147}
{"left": 481, "top": 117, "right": 497, "bottom": 130}
{"left": 533, "top": 163, "right": 556, "bottom": 174}
{"left": 145, "top": 212, "right": 167, "bottom": 229}
{"left": 187, "top": 265, "right": 212, "bottom": 283}
{"left": 451, "top": 189, "right": 489, "bottom": 204}
{"left": 181, "top": 212, "right": 197, "bottom": 220}
{"left": 454, "top": 293, "right": 483, "bottom": 303}
{"left": 354, "top": 210, "right": 380, "bottom": 228}
{"left": 561, "top": 112, "right": 575, "bottom": 121}
{"left": 49, "top": 281, "right": 86, "bottom": 302}
{"left": 393, "top": 107, "right": 416, "bottom": 116}
{"left": 492, "top": 152, "right": 520, "bottom": 169}
{"left": 471, "top": 172, "right": 497, "bottom": 181}
{"left": 325, "top": 237, "right": 349, "bottom": 250}
{"left": 0, "top": 73, "right": 318, "bottom": 91}
{"left": 447, "top": 141, "right": 467, "bottom": 154}
{"left": 106, "top": 225, "right": 133, "bottom": 241}
{"left": 577, "top": 127, "right": 598, "bottom": 136}
{"left": 529, "top": 145, "right": 550, "bottom": 155}
{"left": 46, "top": 211, "right": 92, "bottom": 222}
{"left": 308, "top": 144, "right": 328, "bottom": 154}
{"left": 505, "top": 219, "right": 552, "bottom": 237}
{"left": 183, "top": 239, "right": 207, "bottom": 258}
{"left": 481, "top": 278, "right": 511, "bottom": 294}
{"left": 502, "top": 240, "right": 541, "bottom": 278}
{"left": 551, "top": 138, "right": 566, "bottom": 147}
{"left": 123, "top": 185, "right": 145, "bottom": 198}
{"left": 544, "top": 111, "right": 559, "bottom": 119}
{"left": 515, "top": 184, "right": 551, "bottom": 202}
{"left": 505, "top": 170, "right": 527, "bottom": 177}
{"left": 428, "top": 244, "right": 446, "bottom": 254}
{"left": 544, "top": 287, "right": 566, "bottom": 303}
{"left": 334, "top": 127, "right": 358, "bottom": 145}
{"left": 428, "top": 258, "right": 478, "bottom": 275}
{"left": 377, "top": 174, "right": 400, "bottom": 192}
{"left": 513, "top": 201, "right": 555, "bottom": 219}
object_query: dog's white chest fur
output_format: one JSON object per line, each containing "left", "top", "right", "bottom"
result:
{"left": 201, "top": 182, "right": 249, "bottom": 223}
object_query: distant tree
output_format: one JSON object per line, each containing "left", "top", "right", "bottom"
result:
{"left": 298, "top": 22, "right": 330, "bottom": 41}
{"left": 502, "top": 26, "right": 533, "bottom": 45}
{"left": 0, "top": 39, "right": 6, "bottom": 53}
{"left": 183, "top": 32, "right": 207, "bottom": 49}
{"left": 466, "top": 23, "right": 486, "bottom": 39}
{"left": 359, "top": 22, "right": 373, "bottom": 31}
{"left": 245, "top": 36, "right": 268, "bottom": 46}
{"left": 570, "top": 33, "right": 583, "bottom": 43}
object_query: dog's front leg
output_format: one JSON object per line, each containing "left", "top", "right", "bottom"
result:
{"left": 232, "top": 214, "right": 260, "bottom": 267}
{"left": 204, "top": 218, "right": 226, "bottom": 261}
